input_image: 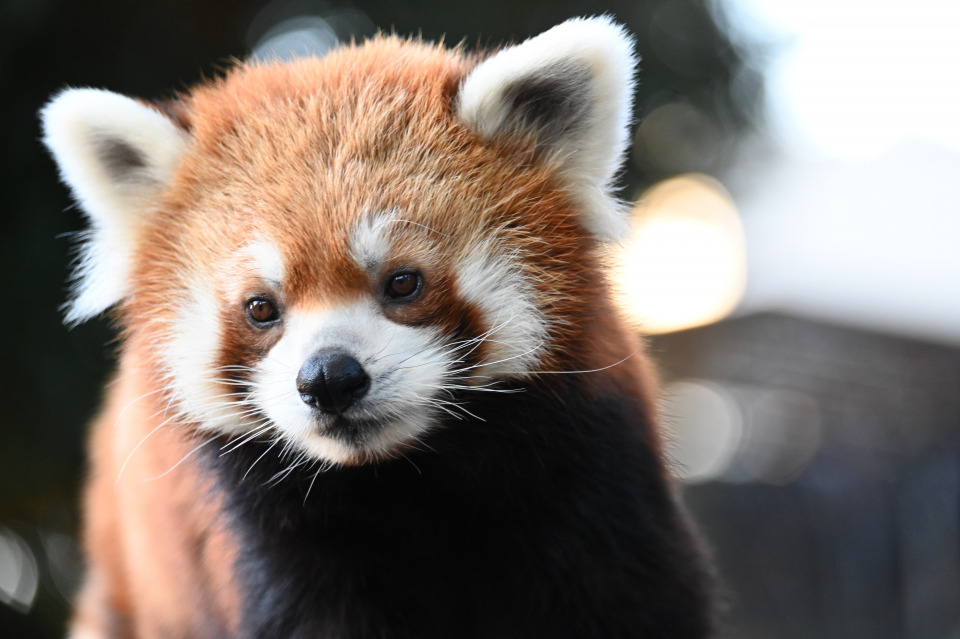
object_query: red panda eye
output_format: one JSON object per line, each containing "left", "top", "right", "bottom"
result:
{"left": 384, "top": 271, "right": 422, "bottom": 300}
{"left": 246, "top": 298, "right": 280, "bottom": 325}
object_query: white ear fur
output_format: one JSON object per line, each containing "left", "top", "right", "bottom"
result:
{"left": 456, "top": 16, "right": 637, "bottom": 241}
{"left": 41, "top": 88, "right": 189, "bottom": 324}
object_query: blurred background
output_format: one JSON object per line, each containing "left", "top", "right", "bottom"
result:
{"left": 2, "top": 0, "right": 958, "bottom": 636}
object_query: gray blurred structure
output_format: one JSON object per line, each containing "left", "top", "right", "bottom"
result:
{"left": 653, "top": 312, "right": 960, "bottom": 639}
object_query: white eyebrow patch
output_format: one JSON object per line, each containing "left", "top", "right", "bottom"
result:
{"left": 349, "top": 210, "right": 396, "bottom": 271}
{"left": 241, "top": 238, "right": 285, "bottom": 284}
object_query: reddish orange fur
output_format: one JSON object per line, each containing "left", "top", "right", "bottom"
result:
{"left": 72, "top": 35, "right": 668, "bottom": 637}
{"left": 75, "top": 343, "right": 242, "bottom": 637}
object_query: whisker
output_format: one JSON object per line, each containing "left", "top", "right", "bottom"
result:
{"left": 387, "top": 217, "right": 451, "bottom": 238}
{"left": 115, "top": 406, "right": 182, "bottom": 484}
{"left": 220, "top": 422, "right": 272, "bottom": 455}
{"left": 140, "top": 436, "right": 218, "bottom": 483}
{"left": 243, "top": 437, "right": 280, "bottom": 481}
{"left": 535, "top": 348, "right": 641, "bottom": 375}
{"left": 303, "top": 462, "right": 326, "bottom": 505}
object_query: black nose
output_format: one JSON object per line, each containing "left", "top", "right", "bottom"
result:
{"left": 296, "top": 350, "right": 371, "bottom": 414}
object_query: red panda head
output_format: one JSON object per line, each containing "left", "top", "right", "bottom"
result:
{"left": 41, "top": 17, "right": 637, "bottom": 466}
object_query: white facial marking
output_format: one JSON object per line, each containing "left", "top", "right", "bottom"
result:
{"left": 242, "top": 238, "right": 285, "bottom": 286}
{"left": 349, "top": 210, "right": 396, "bottom": 272}
{"left": 157, "top": 241, "right": 289, "bottom": 437}
{"left": 253, "top": 301, "right": 453, "bottom": 464}
{"left": 161, "top": 277, "right": 251, "bottom": 435}
{"left": 456, "top": 243, "right": 546, "bottom": 378}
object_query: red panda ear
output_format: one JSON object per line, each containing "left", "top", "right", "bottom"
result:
{"left": 456, "top": 16, "right": 637, "bottom": 241}
{"left": 40, "top": 89, "right": 190, "bottom": 325}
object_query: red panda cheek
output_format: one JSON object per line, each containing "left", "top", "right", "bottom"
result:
{"left": 379, "top": 271, "right": 477, "bottom": 329}
{"left": 376, "top": 273, "right": 491, "bottom": 368}
{"left": 451, "top": 246, "right": 548, "bottom": 378}
{"left": 427, "top": 295, "right": 490, "bottom": 361}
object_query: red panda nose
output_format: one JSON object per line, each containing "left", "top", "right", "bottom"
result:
{"left": 296, "top": 350, "right": 371, "bottom": 415}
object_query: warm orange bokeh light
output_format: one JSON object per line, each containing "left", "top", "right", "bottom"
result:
{"left": 610, "top": 174, "right": 747, "bottom": 334}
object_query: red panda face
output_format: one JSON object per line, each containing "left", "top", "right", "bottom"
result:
{"left": 42, "top": 18, "right": 637, "bottom": 466}
{"left": 172, "top": 207, "right": 552, "bottom": 465}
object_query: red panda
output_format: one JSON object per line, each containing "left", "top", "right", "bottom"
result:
{"left": 42, "top": 17, "right": 714, "bottom": 639}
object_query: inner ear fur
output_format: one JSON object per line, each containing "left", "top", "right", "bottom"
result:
{"left": 40, "top": 88, "right": 190, "bottom": 324}
{"left": 455, "top": 16, "right": 638, "bottom": 241}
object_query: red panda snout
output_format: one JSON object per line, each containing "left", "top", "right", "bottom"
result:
{"left": 295, "top": 349, "right": 372, "bottom": 414}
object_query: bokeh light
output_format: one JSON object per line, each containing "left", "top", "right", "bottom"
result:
{"left": 0, "top": 528, "right": 39, "bottom": 614}
{"left": 611, "top": 174, "right": 747, "bottom": 334}
{"left": 664, "top": 379, "right": 743, "bottom": 483}
{"left": 665, "top": 379, "right": 821, "bottom": 485}
{"left": 738, "top": 387, "right": 820, "bottom": 485}
{"left": 717, "top": 0, "right": 960, "bottom": 160}
{"left": 247, "top": 2, "right": 376, "bottom": 62}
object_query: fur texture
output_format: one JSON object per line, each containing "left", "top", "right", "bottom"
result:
{"left": 44, "top": 17, "right": 714, "bottom": 639}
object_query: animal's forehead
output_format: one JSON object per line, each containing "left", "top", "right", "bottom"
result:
{"left": 184, "top": 38, "right": 471, "bottom": 150}
{"left": 156, "top": 37, "right": 576, "bottom": 295}
{"left": 173, "top": 51, "right": 483, "bottom": 226}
